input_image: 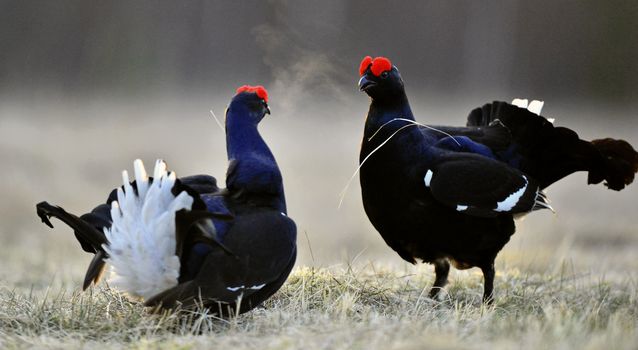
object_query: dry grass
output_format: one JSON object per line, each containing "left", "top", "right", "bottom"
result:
{"left": 1, "top": 265, "right": 637, "bottom": 349}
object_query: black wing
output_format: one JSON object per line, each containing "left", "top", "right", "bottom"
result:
{"left": 426, "top": 153, "right": 549, "bottom": 218}
{"left": 178, "top": 174, "right": 220, "bottom": 195}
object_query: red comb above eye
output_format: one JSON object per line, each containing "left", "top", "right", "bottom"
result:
{"left": 359, "top": 56, "right": 373, "bottom": 76}
{"left": 370, "top": 57, "right": 392, "bottom": 77}
{"left": 236, "top": 85, "right": 268, "bottom": 102}
{"left": 359, "top": 56, "right": 393, "bottom": 77}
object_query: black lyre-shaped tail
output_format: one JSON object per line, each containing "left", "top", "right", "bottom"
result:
{"left": 36, "top": 202, "right": 107, "bottom": 248}
{"left": 589, "top": 138, "right": 638, "bottom": 191}
{"left": 467, "top": 101, "right": 638, "bottom": 191}
{"left": 36, "top": 201, "right": 109, "bottom": 290}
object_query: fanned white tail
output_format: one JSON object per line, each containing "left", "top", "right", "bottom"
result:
{"left": 104, "top": 159, "right": 193, "bottom": 300}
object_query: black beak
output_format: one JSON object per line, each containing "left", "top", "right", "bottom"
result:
{"left": 358, "top": 75, "right": 376, "bottom": 92}
{"left": 265, "top": 104, "right": 271, "bottom": 115}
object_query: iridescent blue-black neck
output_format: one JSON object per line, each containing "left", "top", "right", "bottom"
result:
{"left": 225, "top": 97, "right": 286, "bottom": 213}
{"left": 365, "top": 93, "right": 415, "bottom": 132}
{"left": 361, "top": 89, "right": 427, "bottom": 161}
{"left": 226, "top": 103, "right": 273, "bottom": 162}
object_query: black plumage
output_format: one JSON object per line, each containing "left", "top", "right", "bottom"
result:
{"left": 36, "top": 86, "right": 297, "bottom": 315}
{"left": 357, "top": 56, "right": 638, "bottom": 302}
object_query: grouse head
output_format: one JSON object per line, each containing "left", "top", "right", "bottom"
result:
{"left": 228, "top": 85, "right": 271, "bottom": 124}
{"left": 358, "top": 56, "right": 405, "bottom": 101}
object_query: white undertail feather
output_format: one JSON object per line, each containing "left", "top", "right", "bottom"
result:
{"left": 534, "top": 190, "right": 555, "bottom": 213}
{"left": 512, "top": 98, "right": 553, "bottom": 123}
{"left": 511, "top": 98, "right": 529, "bottom": 109}
{"left": 104, "top": 159, "right": 193, "bottom": 300}
{"left": 527, "top": 100, "right": 544, "bottom": 115}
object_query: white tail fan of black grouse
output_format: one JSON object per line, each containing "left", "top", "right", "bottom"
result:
{"left": 36, "top": 86, "right": 297, "bottom": 315}
{"left": 357, "top": 56, "right": 638, "bottom": 303}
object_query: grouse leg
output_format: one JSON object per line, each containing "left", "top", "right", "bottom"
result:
{"left": 480, "top": 262, "right": 495, "bottom": 304}
{"left": 429, "top": 258, "right": 450, "bottom": 299}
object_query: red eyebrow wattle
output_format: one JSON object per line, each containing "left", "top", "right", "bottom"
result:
{"left": 359, "top": 56, "right": 373, "bottom": 76}
{"left": 370, "top": 57, "right": 392, "bottom": 76}
{"left": 236, "top": 85, "right": 269, "bottom": 102}
{"left": 359, "top": 56, "right": 392, "bottom": 77}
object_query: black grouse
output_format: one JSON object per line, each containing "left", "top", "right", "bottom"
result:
{"left": 357, "top": 56, "right": 638, "bottom": 303}
{"left": 36, "top": 85, "right": 297, "bottom": 314}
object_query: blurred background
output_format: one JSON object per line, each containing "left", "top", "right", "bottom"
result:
{"left": 1, "top": 0, "right": 637, "bottom": 289}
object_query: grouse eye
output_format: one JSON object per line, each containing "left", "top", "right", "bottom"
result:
{"left": 381, "top": 71, "right": 389, "bottom": 79}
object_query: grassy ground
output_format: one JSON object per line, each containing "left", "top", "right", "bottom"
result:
{"left": 1, "top": 96, "right": 637, "bottom": 349}
{"left": 1, "top": 265, "right": 637, "bottom": 349}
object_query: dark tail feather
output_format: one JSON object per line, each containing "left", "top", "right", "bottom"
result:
{"left": 83, "top": 250, "right": 107, "bottom": 290}
{"left": 36, "top": 201, "right": 108, "bottom": 248}
{"left": 588, "top": 138, "right": 638, "bottom": 191}
{"left": 467, "top": 102, "right": 638, "bottom": 190}
{"left": 37, "top": 201, "right": 111, "bottom": 289}
{"left": 76, "top": 204, "right": 112, "bottom": 253}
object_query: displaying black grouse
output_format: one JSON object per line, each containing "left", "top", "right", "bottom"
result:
{"left": 357, "top": 56, "right": 638, "bottom": 302}
{"left": 36, "top": 85, "right": 297, "bottom": 315}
